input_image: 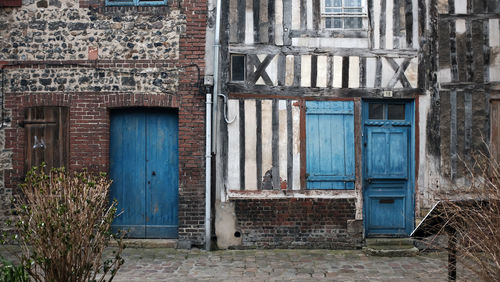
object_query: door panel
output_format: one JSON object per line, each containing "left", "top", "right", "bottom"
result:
{"left": 366, "top": 127, "right": 408, "bottom": 180}
{"left": 365, "top": 182, "right": 407, "bottom": 235}
{"left": 145, "top": 112, "right": 179, "bottom": 238}
{"left": 110, "top": 109, "right": 178, "bottom": 238}
{"left": 110, "top": 111, "right": 147, "bottom": 237}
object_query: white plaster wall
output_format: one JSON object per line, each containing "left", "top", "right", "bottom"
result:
{"left": 278, "top": 100, "right": 288, "bottom": 186}
{"left": 227, "top": 100, "right": 241, "bottom": 191}
{"left": 489, "top": 19, "right": 500, "bottom": 82}
{"left": 245, "top": 100, "right": 258, "bottom": 190}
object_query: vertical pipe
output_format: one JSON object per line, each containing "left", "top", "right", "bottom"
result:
{"left": 212, "top": 0, "right": 222, "bottom": 151}
{"left": 206, "top": 0, "right": 223, "bottom": 251}
{"left": 205, "top": 93, "right": 212, "bottom": 251}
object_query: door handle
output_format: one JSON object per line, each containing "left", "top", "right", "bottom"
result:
{"left": 152, "top": 171, "right": 156, "bottom": 176}
{"left": 367, "top": 178, "right": 372, "bottom": 184}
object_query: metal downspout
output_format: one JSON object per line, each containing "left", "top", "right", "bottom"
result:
{"left": 206, "top": 0, "right": 222, "bottom": 251}
{"left": 205, "top": 93, "right": 212, "bottom": 251}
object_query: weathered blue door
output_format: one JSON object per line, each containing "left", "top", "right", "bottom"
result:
{"left": 110, "top": 109, "right": 178, "bottom": 238}
{"left": 363, "top": 101, "right": 414, "bottom": 236}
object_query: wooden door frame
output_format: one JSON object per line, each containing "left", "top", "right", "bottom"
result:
{"left": 361, "top": 99, "right": 415, "bottom": 237}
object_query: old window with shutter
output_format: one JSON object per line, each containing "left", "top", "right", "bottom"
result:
{"left": 106, "top": 0, "right": 167, "bottom": 6}
{"left": 24, "top": 107, "right": 69, "bottom": 172}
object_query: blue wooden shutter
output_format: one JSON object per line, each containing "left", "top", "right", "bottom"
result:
{"left": 306, "top": 101, "right": 355, "bottom": 189}
{"left": 137, "top": 0, "right": 167, "bottom": 5}
{"left": 106, "top": 0, "right": 135, "bottom": 6}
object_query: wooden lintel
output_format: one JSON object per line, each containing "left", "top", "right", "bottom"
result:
{"left": 439, "top": 13, "right": 500, "bottom": 20}
{"left": 227, "top": 84, "right": 422, "bottom": 98}
{"left": 439, "top": 82, "right": 500, "bottom": 90}
{"left": 228, "top": 44, "right": 418, "bottom": 57}
{"left": 289, "top": 29, "right": 369, "bottom": 38}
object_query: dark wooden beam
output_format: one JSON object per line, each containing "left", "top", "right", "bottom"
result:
{"left": 227, "top": 83, "right": 422, "bottom": 97}
{"left": 237, "top": 0, "right": 246, "bottom": 43}
{"left": 289, "top": 29, "right": 369, "bottom": 38}
{"left": 229, "top": 44, "right": 419, "bottom": 57}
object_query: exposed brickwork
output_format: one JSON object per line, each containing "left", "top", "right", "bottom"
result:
{"left": 234, "top": 198, "right": 362, "bottom": 249}
{"left": 176, "top": 0, "right": 207, "bottom": 246}
{"left": 0, "top": 0, "right": 207, "bottom": 246}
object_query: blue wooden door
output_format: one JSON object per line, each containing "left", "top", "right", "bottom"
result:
{"left": 363, "top": 101, "right": 414, "bottom": 236}
{"left": 306, "top": 101, "right": 355, "bottom": 189}
{"left": 110, "top": 109, "right": 178, "bottom": 238}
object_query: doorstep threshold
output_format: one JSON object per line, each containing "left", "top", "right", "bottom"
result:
{"left": 110, "top": 239, "right": 177, "bottom": 248}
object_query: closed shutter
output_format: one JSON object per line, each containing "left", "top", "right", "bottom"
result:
{"left": 24, "top": 107, "right": 69, "bottom": 172}
{"left": 137, "top": 0, "right": 167, "bottom": 5}
{"left": 106, "top": 0, "right": 135, "bottom": 6}
{"left": 0, "top": 0, "right": 21, "bottom": 7}
{"left": 306, "top": 101, "right": 355, "bottom": 189}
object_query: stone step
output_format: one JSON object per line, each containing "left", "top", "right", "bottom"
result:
{"left": 363, "top": 238, "right": 419, "bottom": 257}
{"left": 366, "top": 238, "right": 415, "bottom": 247}
{"left": 110, "top": 239, "right": 177, "bottom": 248}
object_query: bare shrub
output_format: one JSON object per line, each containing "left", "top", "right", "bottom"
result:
{"left": 13, "top": 166, "right": 125, "bottom": 282}
{"left": 429, "top": 151, "right": 500, "bottom": 281}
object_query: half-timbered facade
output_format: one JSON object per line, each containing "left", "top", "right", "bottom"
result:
{"left": 208, "top": 0, "right": 500, "bottom": 249}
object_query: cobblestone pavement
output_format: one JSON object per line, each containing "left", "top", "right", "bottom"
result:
{"left": 1, "top": 246, "right": 473, "bottom": 281}
{"left": 108, "top": 248, "right": 472, "bottom": 282}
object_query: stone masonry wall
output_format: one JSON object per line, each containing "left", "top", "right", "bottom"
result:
{"left": 234, "top": 199, "right": 363, "bottom": 249}
{"left": 0, "top": 0, "right": 207, "bottom": 246}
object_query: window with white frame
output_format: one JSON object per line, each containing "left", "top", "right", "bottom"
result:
{"left": 322, "top": 0, "right": 367, "bottom": 30}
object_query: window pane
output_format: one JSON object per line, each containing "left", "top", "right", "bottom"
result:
{"left": 344, "top": 17, "right": 362, "bottom": 28}
{"left": 333, "top": 17, "right": 343, "bottom": 28}
{"left": 325, "top": 17, "right": 333, "bottom": 28}
{"left": 368, "top": 103, "right": 384, "bottom": 119}
{"left": 345, "top": 0, "right": 361, "bottom": 7}
{"left": 325, "top": 0, "right": 333, "bottom": 7}
{"left": 333, "top": 0, "right": 342, "bottom": 7}
{"left": 325, "top": 7, "right": 342, "bottom": 13}
{"left": 231, "top": 55, "right": 245, "bottom": 81}
{"left": 344, "top": 8, "right": 363, "bottom": 12}
{"left": 387, "top": 104, "right": 405, "bottom": 120}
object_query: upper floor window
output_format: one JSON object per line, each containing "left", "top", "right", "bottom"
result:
{"left": 322, "top": 0, "right": 367, "bottom": 30}
{"left": 106, "top": 0, "right": 167, "bottom": 6}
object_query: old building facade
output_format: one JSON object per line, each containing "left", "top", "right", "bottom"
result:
{"left": 0, "top": 0, "right": 208, "bottom": 246}
{"left": 209, "top": 0, "right": 500, "bottom": 249}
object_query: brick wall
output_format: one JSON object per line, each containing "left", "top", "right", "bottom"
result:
{"left": 176, "top": 0, "right": 207, "bottom": 245}
{"left": 233, "top": 198, "right": 363, "bottom": 249}
{"left": 0, "top": 0, "right": 207, "bottom": 246}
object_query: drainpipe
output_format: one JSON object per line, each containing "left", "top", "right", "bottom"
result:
{"left": 205, "top": 91, "right": 212, "bottom": 251}
{"left": 212, "top": 0, "right": 221, "bottom": 150}
{"left": 205, "top": 0, "right": 222, "bottom": 251}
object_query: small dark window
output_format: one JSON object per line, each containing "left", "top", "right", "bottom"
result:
{"left": 387, "top": 104, "right": 405, "bottom": 120}
{"left": 368, "top": 103, "right": 384, "bottom": 119}
{"left": 231, "top": 55, "right": 246, "bottom": 82}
